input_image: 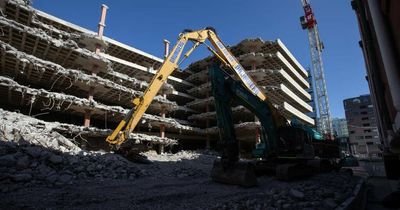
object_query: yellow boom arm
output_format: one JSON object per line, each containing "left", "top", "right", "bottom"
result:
{"left": 106, "top": 28, "right": 268, "bottom": 145}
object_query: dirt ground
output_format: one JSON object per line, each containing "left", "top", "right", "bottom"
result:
{"left": 0, "top": 151, "right": 360, "bottom": 210}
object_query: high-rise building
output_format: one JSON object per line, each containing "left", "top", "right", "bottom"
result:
{"left": 332, "top": 118, "right": 349, "bottom": 138}
{"left": 351, "top": 0, "right": 400, "bottom": 177}
{"left": 332, "top": 118, "right": 350, "bottom": 155}
{"left": 343, "top": 95, "right": 381, "bottom": 158}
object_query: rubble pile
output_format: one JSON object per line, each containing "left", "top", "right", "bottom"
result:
{"left": 0, "top": 108, "right": 81, "bottom": 154}
{"left": 0, "top": 142, "right": 144, "bottom": 192}
{"left": 0, "top": 109, "right": 145, "bottom": 190}
{"left": 141, "top": 150, "right": 217, "bottom": 178}
{"left": 0, "top": 108, "right": 215, "bottom": 191}
{"left": 211, "top": 171, "right": 359, "bottom": 210}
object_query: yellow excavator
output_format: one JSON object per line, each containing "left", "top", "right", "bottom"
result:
{"left": 106, "top": 27, "right": 339, "bottom": 186}
{"left": 106, "top": 27, "right": 286, "bottom": 146}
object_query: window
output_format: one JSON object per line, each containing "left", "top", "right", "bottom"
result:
{"left": 359, "top": 105, "right": 367, "bottom": 109}
{"left": 363, "top": 123, "right": 370, "bottom": 127}
{"left": 364, "top": 129, "right": 372, "bottom": 133}
{"left": 350, "top": 131, "right": 355, "bottom": 134}
{"left": 365, "top": 136, "right": 373, "bottom": 139}
{"left": 361, "top": 111, "right": 368, "bottom": 115}
{"left": 356, "top": 136, "right": 364, "bottom": 140}
{"left": 366, "top": 142, "right": 373, "bottom": 145}
{"left": 361, "top": 117, "right": 369, "bottom": 120}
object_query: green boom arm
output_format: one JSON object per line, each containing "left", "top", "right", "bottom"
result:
{"left": 209, "top": 65, "right": 288, "bottom": 160}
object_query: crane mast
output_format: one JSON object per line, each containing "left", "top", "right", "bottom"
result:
{"left": 300, "top": 0, "right": 333, "bottom": 135}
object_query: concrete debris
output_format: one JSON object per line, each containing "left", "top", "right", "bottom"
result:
{"left": 0, "top": 107, "right": 177, "bottom": 146}
{"left": 0, "top": 16, "right": 112, "bottom": 72}
{"left": 0, "top": 140, "right": 145, "bottom": 188}
{"left": 104, "top": 69, "right": 149, "bottom": 90}
{"left": 185, "top": 96, "right": 214, "bottom": 108}
{"left": 140, "top": 150, "right": 217, "bottom": 178}
{"left": 211, "top": 172, "right": 359, "bottom": 210}
{"left": 2, "top": 0, "right": 31, "bottom": 8}
{"left": 206, "top": 121, "right": 260, "bottom": 134}
{"left": 30, "top": 18, "right": 81, "bottom": 41}
{"left": 0, "top": 108, "right": 82, "bottom": 153}
{"left": 0, "top": 126, "right": 215, "bottom": 190}
{"left": 0, "top": 148, "right": 363, "bottom": 209}
{"left": 77, "top": 32, "right": 108, "bottom": 52}
{"left": 0, "top": 107, "right": 188, "bottom": 189}
{"left": 0, "top": 76, "right": 192, "bottom": 131}
{"left": 0, "top": 40, "right": 177, "bottom": 109}
{"left": 189, "top": 105, "right": 249, "bottom": 120}
{"left": 53, "top": 122, "right": 178, "bottom": 146}
{"left": 187, "top": 82, "right": 211, "bottom": 94}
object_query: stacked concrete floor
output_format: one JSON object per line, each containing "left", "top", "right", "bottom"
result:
{"left": 185, "top": 39, "right": 314, "bottom": 146}
{"left": 0, "top": 0, "right": 313, "bottom": 151}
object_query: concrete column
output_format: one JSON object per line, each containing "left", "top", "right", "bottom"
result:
{"left": 163, "top": 39, "right": 170, "bottom": 58}
{"left": 205, "top": 66, "right": 211, "bottom": 150}
{"left": 158, "top": 93, "right": 167, "bottom": 154}
{"left": 159, "top": 124, "right": 165, "bottom": 154}
{"left": 97, "top": 4, "right": 108, "bottom": 38}
{"left": 83, "top": 110, "right": 91, "bottom": 128}
{"left": 84, "top": 4, "right": 108, "bottom": 127}
{"left": 157, "top": 40, "right": 170, "bottom": 154}
{"left": 206, "top": 92, "right": 211, "bottom": 150}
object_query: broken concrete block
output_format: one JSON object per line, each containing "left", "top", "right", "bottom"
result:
{"left": 48, "top": 155, "right": 63, "bottom": 164}
{"left": 0, "top": 154, "right": 16, "bottom": 167}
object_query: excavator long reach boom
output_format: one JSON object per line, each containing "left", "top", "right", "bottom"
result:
{"left": 106, "top": 28, "right": 268, "bottom": 146}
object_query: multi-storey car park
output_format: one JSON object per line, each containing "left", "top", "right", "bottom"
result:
{"left": 0, "top": 0, "right": 314, "bottom": 153}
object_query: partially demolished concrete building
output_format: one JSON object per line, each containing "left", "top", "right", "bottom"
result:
{"left": 0, "top": 0, "right": 314, "bottom": 151}
{"left": 185, "top": 39, "right": 314, "bottom": 146}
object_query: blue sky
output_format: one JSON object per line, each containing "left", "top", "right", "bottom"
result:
{"left": 33, "top": 0, "right": 370, "bottom": 118}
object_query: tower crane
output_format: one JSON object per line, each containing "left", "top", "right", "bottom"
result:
{"left": 300, "top": 0, "right": 333, "bottom": 136}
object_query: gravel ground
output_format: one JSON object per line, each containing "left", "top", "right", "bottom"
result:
{"left": 0, "top": 145, "right": 361, "bottom": 210}
{"left": 0, "top": 109, "right": 362, "bottom": 209}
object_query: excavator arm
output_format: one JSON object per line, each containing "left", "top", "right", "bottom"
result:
{"left": 210, "top": 65, "right": 281, "bottom": 159}
{"left": 106, "top": 27, "right": 276, "bottom": 146}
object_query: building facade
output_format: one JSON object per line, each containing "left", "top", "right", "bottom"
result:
{"left": 352, "top": 0, "right": 400, "bottom": 177}
{"left": 306, "top": 69, "right": 317, "bottom": 127}
{"left": 332, "top": 118, "right": 349, "bottom": 138}
{"left": 344, "top": 94, "right": 381, "bottom": 157}
{"left": 332, "top": 118, "right": 350, "bottom": 155}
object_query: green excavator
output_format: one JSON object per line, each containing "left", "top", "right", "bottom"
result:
{"left": 209, "top": 64, "right": 340, "bottom": 186}
{"left": 105, "top": 27, "right": 339, "bottom": 187}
